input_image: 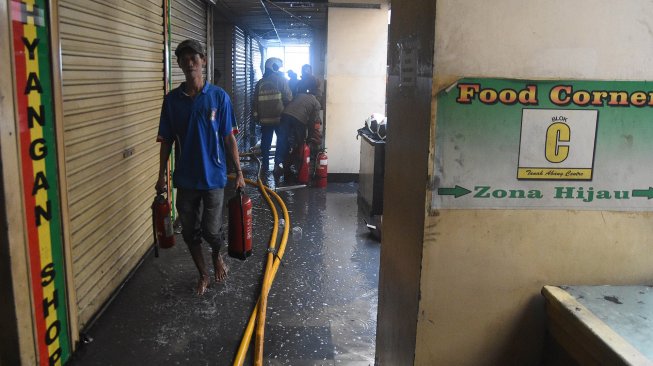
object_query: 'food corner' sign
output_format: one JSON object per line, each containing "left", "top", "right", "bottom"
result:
{"left": 433, "top": 78, "right": 653, "bottom": 211}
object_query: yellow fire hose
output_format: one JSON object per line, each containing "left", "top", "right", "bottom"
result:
{"left": 229, "top": 174, "right": 291, "bottom": 366}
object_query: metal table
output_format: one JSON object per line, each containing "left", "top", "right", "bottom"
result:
{"left": 542, "top": 285, "right": 653, "bottom": 365}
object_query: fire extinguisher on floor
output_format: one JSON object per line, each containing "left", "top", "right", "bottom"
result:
{"left": 152, "top": 194, "right": 176, "bottom": 257}
{"left": 315, "top": 149, "right": 328, "bottom": 188}
{"left": 297, "top": 143, "right": 311, "bottom": 184}
{"left": 228, "top": 187, "right": 253, "bottom": 260}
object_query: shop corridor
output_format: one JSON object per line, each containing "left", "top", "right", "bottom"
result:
{"left": 66, "top": 166, "right": 380, "bottom": 366}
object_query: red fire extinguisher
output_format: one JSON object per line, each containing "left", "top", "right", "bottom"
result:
{"left": 228, "top": 187, "right": 253, "bottom": 260}
{"left": 315, "top": 149, "right": 328, "bottom": 188}
{"left": 152, "top": 194, "right": 175, "bottom": 257}
{"left": 297, "top": 143, "right": 311, "bottom": 184}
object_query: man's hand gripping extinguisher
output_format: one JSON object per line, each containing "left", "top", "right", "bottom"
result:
{"left": 228, "top": 187, "right": 253, "bottom": 260}
{"left": 152, "top": 193, "right": 175, "bottom": 257}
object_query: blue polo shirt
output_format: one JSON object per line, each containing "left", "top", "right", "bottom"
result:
{"left": 157, "top": 82, "right": 236, "bottom": 190}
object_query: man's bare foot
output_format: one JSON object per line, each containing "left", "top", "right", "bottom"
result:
{"left": 196, "top": 274, "right": 210, "bottom": 296}
{"left": 213, "top": 254, "right": 229, "bottom": 283}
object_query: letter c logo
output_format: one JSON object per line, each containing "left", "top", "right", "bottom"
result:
{"left": 545, "top": 122, "right": 570, "bottom": 163}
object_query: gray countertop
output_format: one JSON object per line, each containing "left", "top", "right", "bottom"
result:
{"left": 561, "top": 285, "right": 653, "bottom": 361}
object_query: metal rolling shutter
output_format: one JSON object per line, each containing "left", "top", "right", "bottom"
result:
{"left": 214, "top": 22, "right": 234, "bottom": 95}
{"left": 212, "top": 23, "right": 261, "bottom": 148}
{"left": 233, "top": 26, "right": 246, "bottom": 143}
{"left": 251, "top": 39, "right": 262, "bottom": 84}
{"left": 57, "top": 0, "right": 164, "bottom": 327}
{"left": 244, "top": 36, "right": 251, "bottom": 138}
{"left": 213, "top": 22, "right": 227, "bottom": 86}
{"left": 170, "top": 0, "right": 208, "bottom": 87}
{"left": 249, "top": 38, "right": 262, "bottom": 144}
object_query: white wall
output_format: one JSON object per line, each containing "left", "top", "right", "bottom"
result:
{"left": 415, "top": 1, "right": 653, "bottom": 365}
{"left": 434, "top": 0, "right": 653, "bottom": 89}
{"left": 325, "top": 2, "right": 388, "bottom": 174}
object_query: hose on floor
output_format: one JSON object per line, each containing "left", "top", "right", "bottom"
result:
{"left": 228, "top": 171, "right": 290, "bottom": 366}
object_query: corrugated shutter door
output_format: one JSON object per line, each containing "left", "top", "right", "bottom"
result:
{"left": 58, "top": 0, "right": 165, "bottom": 327}
{"left": 233, "top": 26, "right": 246, "bottom": 142}
{"left": 251, "top": 39, "right": 262, "bottom": 84}
{"left": 244, "top": 36, "right": 251, "bottom": 138}
{"left": 170, "top": 0, "right": 208, "bottom": 87}
{"left": 214, "top": 22, "right": 227, "bottom": 86}
{"left": 213, "top": 22, "right": 234, "bottom": 100}
{"left": 252, "top": 41, "right": 262, "bottom": 80}
{"left": 249, "top": 38, "right": 262, "bottom": 144}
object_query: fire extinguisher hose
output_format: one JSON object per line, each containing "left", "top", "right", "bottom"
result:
{"left": 230, "top": 175, "right": 290, "bottom": 366}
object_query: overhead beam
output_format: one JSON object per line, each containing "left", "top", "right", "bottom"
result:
{"left": 212, "top": 0, "right": 268, "bottom": 45}
{"left": 271, "top": 1, "right": 381, "bottom": 9}
{"left": 264, "top": 0, "right": 315, "bottom": 30}
{"left": 327, "top": 3, "right": 381, "bottom": 9}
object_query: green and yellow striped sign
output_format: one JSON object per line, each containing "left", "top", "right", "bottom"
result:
{"left": 11, "top": 0, "right": 71, "bottom": 364}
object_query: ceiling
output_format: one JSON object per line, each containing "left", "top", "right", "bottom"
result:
{"left": 212, "top": 0, "right": 327, "bottom": 46}
{"left": 212, "top": 1, "right": 382, "bottom": 47}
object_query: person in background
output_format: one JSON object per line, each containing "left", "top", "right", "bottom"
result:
{"left": 295, "top": 64, "right": 322, "bottom": 99}
{"left": 253, "top": 57, "right": 293, "bottom": 176}
{"left": 277, "top": 76, "right": 322, "bottom": 179}
{"left": 287, "top": 69, "right": 299, "bottom": 97}
{"left": 156, "top": 39, "right": 245, "bottom": 296}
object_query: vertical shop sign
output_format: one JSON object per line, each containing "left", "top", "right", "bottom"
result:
{"left": 11, "top": 0, "right": 71, "bottom": 364}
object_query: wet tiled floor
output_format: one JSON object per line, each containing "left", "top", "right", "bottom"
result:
{"left": 67, "top": 167, "right": 380, "bottom": 366}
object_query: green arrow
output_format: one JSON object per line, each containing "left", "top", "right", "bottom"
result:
{"left": 437, "top": 185, "right": 471, "bottom": 198}
{"left": 632, "top": 187, "right": 653, "bottom": 199}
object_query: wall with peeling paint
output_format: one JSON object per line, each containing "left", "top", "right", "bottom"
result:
{"left": 414, "top": 1, "right": 653, "bottom": 365}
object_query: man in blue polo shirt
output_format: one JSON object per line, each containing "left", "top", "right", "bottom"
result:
{"left": 156, "top": 39, "right": 245, "bottom": 296}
